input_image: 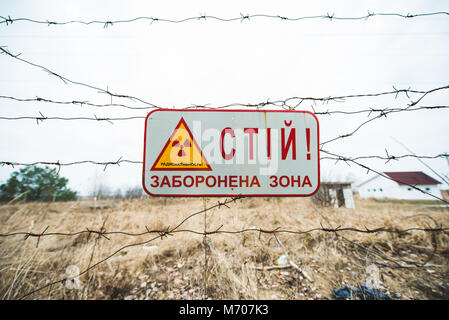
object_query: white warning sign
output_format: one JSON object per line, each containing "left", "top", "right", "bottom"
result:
{"left": 143, "top": 109, "right": 320, "bottom": 197}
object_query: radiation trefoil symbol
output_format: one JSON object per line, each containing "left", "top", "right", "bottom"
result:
{"left": 151, "top": 118, "right": 212, "bottom": 171}
{"left": 172, "top": 137, "right": 190, "bottom": 157}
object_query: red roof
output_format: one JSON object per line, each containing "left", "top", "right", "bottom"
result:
{"left": 384, "top": 171, "right": 440, "bottom": 185}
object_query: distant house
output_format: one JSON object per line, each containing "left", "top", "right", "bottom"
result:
{"left": 357, "top": 171, "right": 441, "bottom": 200}
{"left": 314, "top": 182, "right": 355, "bottom": 208}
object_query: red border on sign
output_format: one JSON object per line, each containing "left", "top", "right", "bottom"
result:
{"left": 142, "top": 109, "right": 320, "bottom": 197}
{"left": 150, "top": 117, "right": 212, "bottom": 171}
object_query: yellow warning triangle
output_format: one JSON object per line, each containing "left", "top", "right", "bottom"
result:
{"left": 151, "top": 118, "right": 212, "bottom": 171}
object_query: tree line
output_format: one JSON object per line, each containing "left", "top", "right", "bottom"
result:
{"left": 0, "top": 165, "right": 146, "bottom": 202}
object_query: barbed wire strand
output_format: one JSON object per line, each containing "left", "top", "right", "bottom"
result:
{"left": 1, "top": 152, "right": 448, "bottom": 192}
{"left": 2, "top": 224, "right": 448, "bottom": 240}
{"left": 0, "top": 46, "right": 158, "bottom": 108}
{"left": 2, "top": 95, "right": 449, "bottom": 114}
{"left": 320, "top": 152, "right": 449, "bottom": 163}
{"left": 1, "top": 11, "right": 448, "bottom": 28}
{"left": 320, "top": 149, "right": 449, "bottom": 204}
{"left": 0, "top": 105, "right": 447, "bottom": 124}
{"left": 1, "top": 86, "right": 448, "bottom": 113}
{"left": 1, "top": 46, "right": 449, "bottom": 113}
{"left": 1, "top": 152, "right": 447, "bottom": 169}
{"left": 0, "top": 104, "right": 447, "bottom": 153}
{"left": 319, "top": 104, "right": 449, "bottom": 147}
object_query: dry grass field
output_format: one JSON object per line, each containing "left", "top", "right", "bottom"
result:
{"left": 0, "top": 196, "right": 448, "bottom": 300}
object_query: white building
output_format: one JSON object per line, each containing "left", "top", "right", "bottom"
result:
{"left": 357, "top": 171, "right": 441, "bottom": 200}
{"left": 318, "top": 182, "right": 355, "bottom": 208}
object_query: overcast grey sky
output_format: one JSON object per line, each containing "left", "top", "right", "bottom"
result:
{"left": 1, "top": 0, "right": 448, "bottom": 196}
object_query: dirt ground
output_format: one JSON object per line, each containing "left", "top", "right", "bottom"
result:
{"left": 0, "top": 196, "right": 448, "bottom": 300}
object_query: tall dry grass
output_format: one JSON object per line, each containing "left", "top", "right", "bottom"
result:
{"left": 0, "top": 196, "right": 448, "bottom": 299}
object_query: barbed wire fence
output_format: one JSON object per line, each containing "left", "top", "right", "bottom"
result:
{"left": 0, "top": 11, "right": 448, "bottom": 300}
{"left": 1, "top": 11, "right": 448, "bottom": 27}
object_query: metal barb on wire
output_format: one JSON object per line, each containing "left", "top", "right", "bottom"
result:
{"left": 36, "top": 226, "right": 49, "bottom": 248}
{"left": 36, "top": 111, "right": 47, "bottom": 125}
{"left": 240, "top": 13, "right": 250, "bottom": 22}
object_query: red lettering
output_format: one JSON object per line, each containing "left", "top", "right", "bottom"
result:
{"left": 279, "top": 175, "right": 289, "bottom": 187}
{"left": 195, "top": 175, "right": 205, "bottom": 187}
{"left": 217, "top": 175, "right": 227, "bottom": 187}
{"left": 160, "top": 176, "right": 170, "bottom": 187}
{"left": 281, "top": 127, "right": 296, "bottom": 160}
{"left": 150, "top": 176, "right": 159, "bottom": 187}
{"left": 229, "top": 175, "right": 238, "bottom": 188}
{"left": 220, "top": 127, "right": 235, "bottom": 160}
{"left": 244, "top": 128, "right": 258, "bottom": 160}
{"left": 183, "top": 176, "right": 194, "bottom": 187}
{"left": 150, "top": 175, "right": 271, "bottom": 189}
{"left": 239, "top": 175, "right": 249, "bottom": 188}
{"left": 206, "top": 176, "right": 216, "bottom": 187}
{"left": 269, "top": 175, "right": 278, "bottom": 187}
{"left": 302, "top": 175, "right": 312, "bottom": 187}
{"left": 291, "top": 175, "right": 301, "bottom": 187}
{"left": 267, "top": 128, "right": 271, "bottom": 159}
{"left": 250, "top": 176, "right": 261, "bottom": 188}
{"left": 172, "top": 176, "right": 182, "bottom": 187}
